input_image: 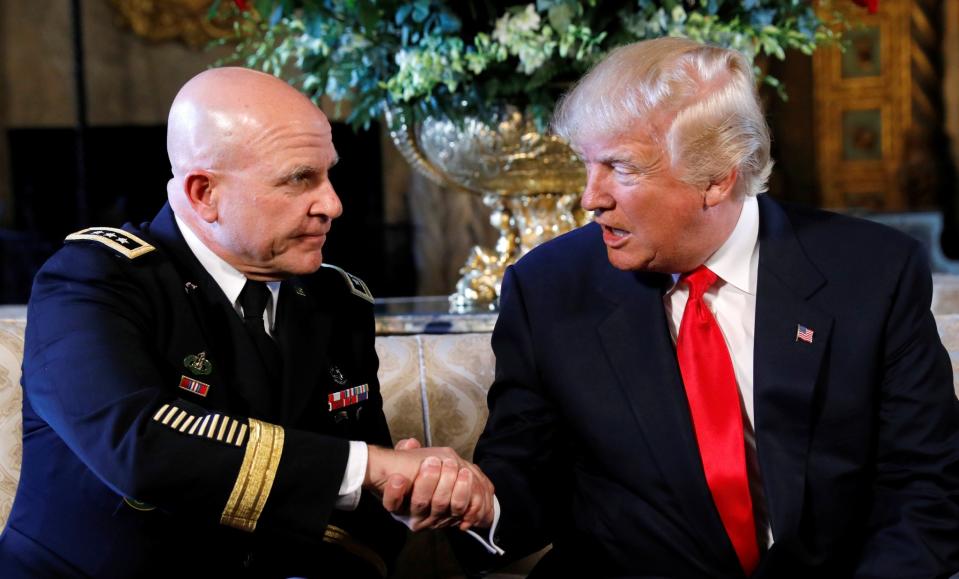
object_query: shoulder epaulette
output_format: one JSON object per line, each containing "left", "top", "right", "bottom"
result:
{"left": 321, "top": 263, "right": 374, "bottom": 303}
{"left": 65, "top": 227, "right": 155, "bottom": 259}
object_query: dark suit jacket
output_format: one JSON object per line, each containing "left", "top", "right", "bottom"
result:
{"left": 470, "top": 196, "right": 959, "bottom": 578}
{"left": 0, "top": 204, "right": 405, "bottom": 578}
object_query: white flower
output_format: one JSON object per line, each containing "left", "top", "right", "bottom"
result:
{"left": 512, "top": 4, "right": 541, "bottom": 33}
{"left": 517, "top": 49, "right": 546, "bottom": 74}
{"left": 493, "top": 4, "right": 542, "bottom": 45}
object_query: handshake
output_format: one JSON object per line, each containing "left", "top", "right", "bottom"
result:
{"left": 363, "top": 438, "right": 495, "bottom": 532}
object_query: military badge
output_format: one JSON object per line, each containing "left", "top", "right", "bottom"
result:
{"left": 184, "top": 352, "right": 213, "bottom": 375}
{"left": 329, "top": 365, "right": 347, "bottom": 385}
{"left": 328, "top": 384, "right": 369, "bottom": 411}
{"left": 321, "top": 263, "right": 374, "bottom": 303}
{"left": 64, "top": 226, "right": 155, "bottom": 259}
{"left": 178, "top": 375, "right": 211, "bottom": 397}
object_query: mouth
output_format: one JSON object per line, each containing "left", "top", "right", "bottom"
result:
{"left": 604, "top": 225, "right": 630, "bottom": 237}
{"left": 295, "top": 231, "right": 328, "bottom": 246}
{"left": 599, "top": 223, "right": 631, "bottom": 248}
{"left": 297, "top": 227, "right": 330, "bottom": 238}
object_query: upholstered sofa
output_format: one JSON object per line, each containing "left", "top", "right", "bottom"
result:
{"left": 3, "top": 278, "right": 959, "bottom": 576}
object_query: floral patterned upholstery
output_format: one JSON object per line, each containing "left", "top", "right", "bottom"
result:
{"left": 421, "top": 334, "right": 495, "bottom": 460}
{"left": 376, "top": 333, "right": 497, "bottom": 459}
{"left": 0, "top": 320, "right": 24, "bottom": 532}
{"left": 932, "top": 275, "right": 959, "bottom": 315}
{"left": 935, "top": 314, "right": 959, "bottom": 387}
{"left": 376, "top": 335, "right": 429, "bottom": 445}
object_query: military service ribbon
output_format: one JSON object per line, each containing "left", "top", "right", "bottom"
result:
{"left": 178, "top": 375, "right": 210, "bottom": 397}
{"left": 328, "top": 384, "right": 369, "bottom": 411}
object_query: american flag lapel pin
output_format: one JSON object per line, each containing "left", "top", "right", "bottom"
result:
{"left": 795, "top": 324, "right": 814, "bottom": 344}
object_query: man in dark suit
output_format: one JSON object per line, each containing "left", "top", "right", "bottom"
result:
{"left": 437, "top": 37, "right": 959, "bottom": 577}
{"left": 0, "top": 67, "right": 492, "bottom": 578}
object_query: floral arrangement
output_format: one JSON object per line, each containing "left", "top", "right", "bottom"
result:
{"left": 219, "top": 0, "right": 858, "bottom": 130}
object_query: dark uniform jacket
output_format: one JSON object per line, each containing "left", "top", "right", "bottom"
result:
{"left": 465, "top": 195, "right": 959, "bottom": 578}
{"left": 0, "top": 204, "right": 405, "bottom": 578}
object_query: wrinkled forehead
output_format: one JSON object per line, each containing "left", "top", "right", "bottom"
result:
{"left": 570, "top": 118, "right": 668, "bottom": 164}
{"left": 570, "top": 110, "right": 674, "bottom": 152}
{"left": 228, "top": 112, "right": 337, "bottom": 171}
{"left": 242, "top": 110, "right": 332, "bottom": 142}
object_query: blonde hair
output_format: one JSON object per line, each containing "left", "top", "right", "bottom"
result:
{"left": 553, "top": 37, "right": 773, "bottom": 197}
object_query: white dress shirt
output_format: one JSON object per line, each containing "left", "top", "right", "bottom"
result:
{"left": 663, "top": 195, "right": 772, "bottom": 547}
{"left": 174, "top": 214, "right": 367, "bottom": 510}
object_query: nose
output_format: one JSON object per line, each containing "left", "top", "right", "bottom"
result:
{"left": 309, "top": 182, "right": 343, "bottom": 220}
{"left": 580, "top": 167, "right": 612, "bottom": 212}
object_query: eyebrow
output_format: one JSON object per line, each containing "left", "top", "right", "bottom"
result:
{"left": 596, "top": 153, "right": 633, "bottom": 166}
{"left": 598, "top": 155, "right": 648, "bottom": 173}
{"left": 277, "top": 156, "right": 339, "bottom": 185}
{"left": 285, "top": 165, "right": 317, "bottom": 181}
{"left": 604, "top": 150, "right": 662, "bottom": 172}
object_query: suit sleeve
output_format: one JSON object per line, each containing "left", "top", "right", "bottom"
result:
{"left": 854, "top": 243, "right": 959, "bottom": 577}
{"left": 455, "top": 266, "right": 569, "bottom": 569}
{"left": 22, "top": 244, "right": 350, "bottom": 542}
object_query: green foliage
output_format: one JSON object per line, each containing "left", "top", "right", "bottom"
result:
{"left": 222, "top": 0, "right": 846, "bottom": 130}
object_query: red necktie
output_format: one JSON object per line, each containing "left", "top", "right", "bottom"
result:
{"left": 676, "top": 266, "right": 759, "bottom": 574}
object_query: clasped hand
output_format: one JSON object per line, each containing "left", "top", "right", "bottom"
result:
{"left": 364, "top": 439, "right": 494, "bottom": 532}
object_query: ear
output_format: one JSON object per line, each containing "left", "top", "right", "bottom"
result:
{"left": 703, "top": 167, "right": 738, "bottom": 208}
{"left": 183, "top": 171, "right": 219, "bottom": 223}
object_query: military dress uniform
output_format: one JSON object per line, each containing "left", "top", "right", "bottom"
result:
{"left": 0, "top": 204, "right": 405, "bottom": 578}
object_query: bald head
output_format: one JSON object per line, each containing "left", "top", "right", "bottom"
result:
{"left": 167, "top": 67, "right": 328, "bottom": 180}
{"left": 165, "top": 67, "right": 342, "bottom": 279}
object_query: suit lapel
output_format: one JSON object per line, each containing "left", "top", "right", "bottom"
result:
{"left": 595, "top": 270, "right": 734, "bottom": 565}
{"left": 753, "top": 196, "right": 832, "bottom": 543}
{"left": 275, "top": 278, "right": 332, "bottom": 424}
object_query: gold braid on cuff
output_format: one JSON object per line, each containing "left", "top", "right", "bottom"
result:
{"left": 220, "top": 418, "right": 284, "bottom": 532}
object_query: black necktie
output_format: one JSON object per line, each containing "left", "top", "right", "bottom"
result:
{"left": 238, "top": 280, "right": 283, "bottom": 382}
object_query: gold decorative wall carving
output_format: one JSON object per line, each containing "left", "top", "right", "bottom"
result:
{"left": 814, "top": 0, "right": 912, "bottom": 210}
{"left": 814, "top": 0, "right": 952, "bottom": 210}
{"left": 108, "top": 0, "right": 235, "bottom": 49}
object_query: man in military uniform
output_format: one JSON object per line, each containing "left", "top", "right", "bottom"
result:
{"left": 0, "top": 67, "right": 493, "bottom": 577}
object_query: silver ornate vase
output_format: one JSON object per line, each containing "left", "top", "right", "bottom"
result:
{"left": 386, "top": 106, "right": 588, "bottom": 312}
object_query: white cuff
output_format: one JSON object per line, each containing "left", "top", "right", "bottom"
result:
{"left": 465, "top": 495, "right": 505, "bottom": 555}
{"left": 390, "top": 495, "right": 506, "bottom": 555}
{"left": 334, "top": 441, "right": 368, "bottom": 510}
